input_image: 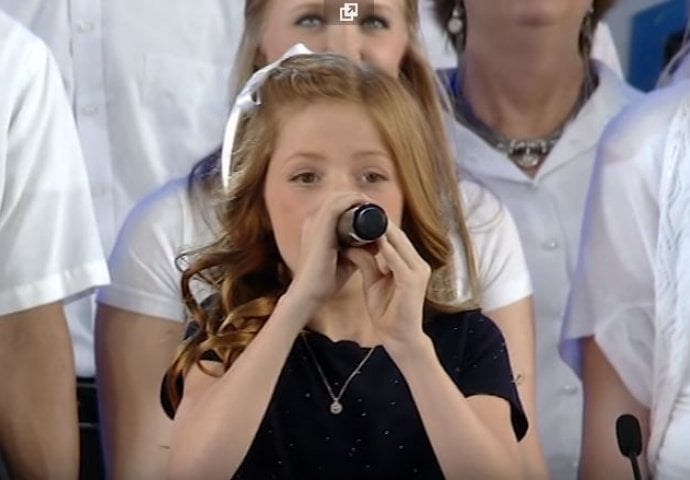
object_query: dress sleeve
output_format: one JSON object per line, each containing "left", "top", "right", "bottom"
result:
{"left": 458, "top": 181, "right": 533, "bottom": 311}
{"left": 0, "top": 25, "right": 108, "bottom": 315}
{"left": 97, "top": 177, "right": 214, "bottom": 322}
{"left": 429, "top": 311, "right": 529, "bottom": 441}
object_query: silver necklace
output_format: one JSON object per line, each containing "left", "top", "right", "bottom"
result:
{"left": 451, "top": 63, "right": 597, "bottom": 171}
{"left": 300, "top": 333, "right": 375, "bottom": 415}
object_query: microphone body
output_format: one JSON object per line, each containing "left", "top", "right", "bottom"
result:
{"left": 337, "top": 203, "right": 387, "bottom": 247}
{"left": 616, "top": 414, "right": 643, "bottom": 480}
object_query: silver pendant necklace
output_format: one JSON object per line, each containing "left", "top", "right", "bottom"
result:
{"left": 450, "top": 62, "right": 597, "bottom": 171}
{"left": 301, "top": 333, "right": 375, "bottom": 415}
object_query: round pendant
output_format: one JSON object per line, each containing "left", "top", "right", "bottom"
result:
{"left": 330, "top": 400, "right": 343, "bottom": 415}
{"left": 514, "top": 152, "right": 541, "bottom": 169}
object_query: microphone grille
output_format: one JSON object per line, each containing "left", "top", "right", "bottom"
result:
{"left": 616, "top": 414, "right": 642, "bottom": 457}
{"left": 352, "top": 204, "right": 387, "bottom": 241}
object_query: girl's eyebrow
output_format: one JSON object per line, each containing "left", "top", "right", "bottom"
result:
{"left": 352, "top": 150, "right": 392, "bottom": 161}
{"left": 283, "top": 151, "right": 326, "bottom": 163}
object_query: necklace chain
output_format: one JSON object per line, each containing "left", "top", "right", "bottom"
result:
{"left": 451, "top": 62, "right": 597, "bottom": 171}
{"left": 300, "top": 333, "right": 375, "bottom": 415}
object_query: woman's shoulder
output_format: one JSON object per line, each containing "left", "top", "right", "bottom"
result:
{"left": 119, "top": 175, "right": 217, "bottom": 247}
{"left": 457, "top": 179, "right": 505, "bottom": 231}
{"left": 130, "top": 176, "right": 191, "bottom": 223}
{"left": 454, "top": 179, "right": 532, "bottom": 310}
{"left": 594, "top": 60, "right": 643, "bottom": 110}
{"left": 605, "top": 81, "right": 690, "bottom": 147}
{"left": 596, "top": 81, "right": 690, "bottom": 183}
{"left": 0, "top": 11, "right": 52, "bottom": 86}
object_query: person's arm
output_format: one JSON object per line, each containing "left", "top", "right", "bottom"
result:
{"left": 0, "top": 23, "right": 107, "bottom": 478}
{"left": 387, "top": 337, "right": 522, "bottom": 479}
{"left": 169, "top": 289, "right": 318, "bottom": 480}
{"left": 486, "top": 298, "right": 548, "bottom": 480}
{"left": 94, "top": 176, "right": 200, "bottom": 479}
{"left": 462, "top": 181, "right": 547, "bottom": 478}
{"left": 579, "top": 337, "right": 650, "bottom": 479}
{"left": 561, "top": 95, "right": 664, "bottom": 478}
{"left": 169, "top": 192, "right": 370, "bottom": 479}
{"left": 0, "top": 303, "right": 79, "bottom": 479}
{"left": 95, "top": 305, "right": 183, "bottom": 480}
{"left": 346, "top": 225, "right": 524, "bottom": 479}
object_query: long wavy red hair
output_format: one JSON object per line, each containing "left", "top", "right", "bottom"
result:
{"left": 166, "top": 54, "right": 480, "bottom": 410}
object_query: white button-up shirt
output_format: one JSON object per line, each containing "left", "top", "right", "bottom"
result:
{"left": 0, "top": 10, "right": 108, "bottom": 316}
{"left": 448, "top": 64, "right": 640, "bottom": 479}
{"left": 0, "top": 0, "right": 244, "bottom": 376}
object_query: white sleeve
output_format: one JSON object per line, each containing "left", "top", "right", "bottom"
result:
{"left": 0, "top": 22, "right": 108, "bottom": 315}
{"left": 560, "top": 98, "right": 666, "bottom": 406}
{"left": 97, "top": 178, "right": 213, "bottom": 322}
{"left": 456, "top": 180, "right": 533, "bottom": 311}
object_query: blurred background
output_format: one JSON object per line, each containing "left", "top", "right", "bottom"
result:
{"left": 607, "top": 0, "right": 688, "bottom": 90}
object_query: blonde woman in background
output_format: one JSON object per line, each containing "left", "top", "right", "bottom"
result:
{"left": 430, "top": 0, "right": 640, "bottom": 477}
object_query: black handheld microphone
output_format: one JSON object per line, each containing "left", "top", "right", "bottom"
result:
{"left": 337, "top": 203, "right": 388, "bottom": 247}
{"left": 616, "top": 414, "right": 643, "bottom": 480}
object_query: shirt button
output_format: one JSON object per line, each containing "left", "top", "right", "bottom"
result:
{"left": 542, "top": 240, "right": 559, "bottom": 250}
{"left": 80, "top": 106, "right": 99, "bottom": 116}
{"left": 76, "top": 21, "right": 95, "bottom": 33}
{"left": 561, "top": 384, "right": 579, "bottom": 395}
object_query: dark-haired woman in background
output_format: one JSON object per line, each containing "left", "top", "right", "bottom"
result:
{"left": 430, "top": 1, "right": 641, "bottom": 478}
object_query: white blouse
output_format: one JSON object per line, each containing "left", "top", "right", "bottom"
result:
{"left": 448, "top": 63, "right": 641, "bottom": 479}
{"left": 562, "top": 80, "right": 690, "bottom": 477}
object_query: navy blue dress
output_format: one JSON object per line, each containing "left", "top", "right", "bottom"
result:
{"left": 163, "top": 310, "right": 528, "bottom": 479}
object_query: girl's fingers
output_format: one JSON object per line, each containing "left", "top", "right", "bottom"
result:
{"left": 383, "top": 223, "right": 428, "bottom": 272}
{"left": 304, "top": 193, "right": 370, "bottom": 245}
{"left": 343, "top": 247, "right": 381, "bottom": 287}
{"left": 376, "top": 235, "right": 412, "bottom": 278}
{"left": 315, "top": 193, "right": 370, "bottom": 227}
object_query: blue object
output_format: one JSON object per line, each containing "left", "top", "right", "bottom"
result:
{"left": 629, "top": 0, "right": 688, "bottom": 91}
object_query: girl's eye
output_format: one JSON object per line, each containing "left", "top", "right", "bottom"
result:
{"left": 360, "top": 15, "right": 389, "bottom": 30}
{"left": 291, "top": 172, "right": 319, "bottom": 184}
{"left": 362, "top": 172, "right": 388, "bottom": 183}
{"left": 295, "top": 15, "right": 324, "bottom": 29}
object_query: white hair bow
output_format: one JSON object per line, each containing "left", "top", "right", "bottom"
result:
{"left": 220, "top": 43, "right": 313, "bottom": 191}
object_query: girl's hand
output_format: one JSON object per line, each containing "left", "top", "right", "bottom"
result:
{"left": 286, "top": 193, "right": 367, "bottom": 315}
{"left": 343, "top": 222, "right": 430, "bottom": 348}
